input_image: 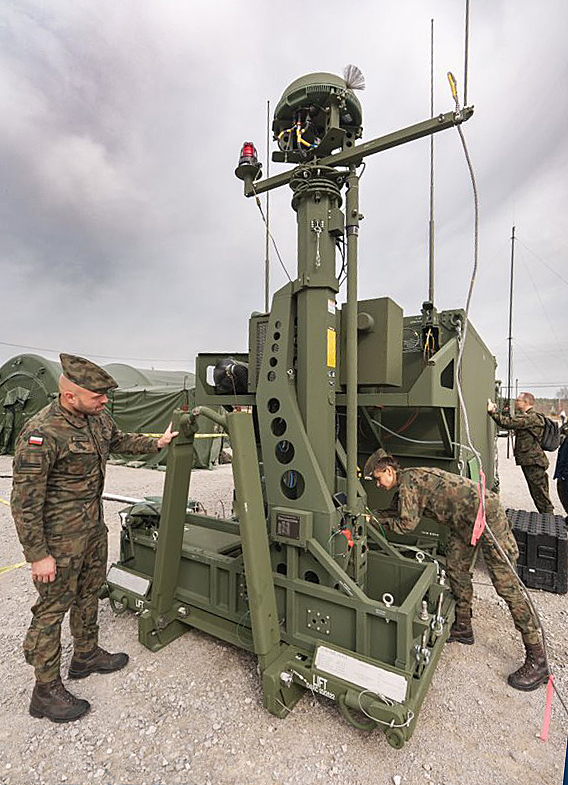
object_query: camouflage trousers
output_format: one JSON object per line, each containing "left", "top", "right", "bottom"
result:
{"left": 446, "top": 498, "right": 540, "bottom": 645}
{"left": 521, "top": 465, "right": 554, "bottom": 514}
{"left": 24, "top": 527, "right": 107, "bottom": 683}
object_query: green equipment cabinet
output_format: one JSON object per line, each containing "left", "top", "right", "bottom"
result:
{"left": 107, "top": 70, "right": 496, "bottom": 747}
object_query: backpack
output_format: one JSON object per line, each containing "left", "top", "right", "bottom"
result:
{"left": 537, "top": 413, "right": 560, "bottom": 451}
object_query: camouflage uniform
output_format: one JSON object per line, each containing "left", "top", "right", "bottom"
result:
{"left": 374, "top": 467, "right": 540, "bottom": 645}
{"left": 11, "top": 397, "right": 160, "bottom": 683}
{"left": 489, "top": 408, "right": 553, "bottom": 514}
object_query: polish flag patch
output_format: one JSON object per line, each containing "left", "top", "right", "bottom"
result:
{"left": 28, "top": 435, "right": 44, "bottom": 446}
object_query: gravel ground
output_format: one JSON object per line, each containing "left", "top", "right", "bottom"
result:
{"left": 0, "top": 439, "right": 567, "bottom": 785}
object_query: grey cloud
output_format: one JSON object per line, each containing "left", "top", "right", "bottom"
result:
{"left": 0, "top": 0, "right": 567, "bottom": 396}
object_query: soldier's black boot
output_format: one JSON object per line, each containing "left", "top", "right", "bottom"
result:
{"left": 447, "top": 609, "right": 474, "bottom": 645}
{"left": 68, "top": 646, "right": 129, "bottom": 679}
{"left": 507, "top": 642, "right": 549, "bottom": 691}
{"left": 29, "top": 676, "right": 90, "bottom": 722}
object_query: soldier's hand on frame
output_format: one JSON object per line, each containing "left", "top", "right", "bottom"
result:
{"left": 157, "top": 422, "right": 179, "bottom": 450}
{"left": 32, "top": 555, "right": 57, "bottom": 583}
{"left": 487, "top": 398, "right": 497, "bottom": 413}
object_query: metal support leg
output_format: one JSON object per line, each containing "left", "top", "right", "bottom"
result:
{"left": 225, "top": 410, "right": 282, "bottom": 671}
{"left": 139, "top": 411, "right": 197, "bottom": 650}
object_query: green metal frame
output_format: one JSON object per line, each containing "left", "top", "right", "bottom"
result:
{"left": 109, "top": 403, "right": 454, "bottom": 745}
{"left": 106, "top": 77, "right": 495, "bottom": 747}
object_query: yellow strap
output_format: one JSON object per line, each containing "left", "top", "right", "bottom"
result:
{"left": 141, "top": 433, "right": 223, "bottom": 439}
{"left": 0, "top": 561, "right": 26, "bottom": 576}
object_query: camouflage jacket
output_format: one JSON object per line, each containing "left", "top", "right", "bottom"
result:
{"left": 489, "top": 408, "right": 548, "bottom": 468}
{"left": 373, "top": 467, "right": 500, "bottom": 537}
{"left": 11, "top": 399, "right": 160, "bottom": 562}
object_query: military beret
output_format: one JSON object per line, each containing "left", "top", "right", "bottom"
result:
{"left": 59, "top": 353, "right": 118, "bottom": 393}
{"left": 363, "top": 447, "right": 388, "bottom": 479}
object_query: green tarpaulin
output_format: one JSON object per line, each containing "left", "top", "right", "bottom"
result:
{"left": 106, "top": 385, "right": 223, "bottom": 469}
{"left": 0, "top": 354, "right": 222, "bottom": 469}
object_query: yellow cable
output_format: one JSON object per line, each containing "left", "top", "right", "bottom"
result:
{"left": 447, "top": 71, "right": 459, "bottom": 101}
{"left": 0, "top": 497, "right": 9, "bottom": 507}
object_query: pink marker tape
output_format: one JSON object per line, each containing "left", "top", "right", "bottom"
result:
{"left": 471, "top": 470, "right": 487, "bottom": 546}
{"left": 540, "top": 674, "right": 555, "bottom": 741}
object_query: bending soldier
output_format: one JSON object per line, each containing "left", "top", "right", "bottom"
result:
{"left": 11, "top": 354, "right": 178, "bottom": 722}
{"left": 487, "top": 392, "right": 553, "bottom": 514}
{"left": 366, "top": 451, "right": 548, "bottom": 692}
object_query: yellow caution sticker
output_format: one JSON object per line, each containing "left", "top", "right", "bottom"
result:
{"left": 327, "top": 328, "right": 337, "bottom": 368}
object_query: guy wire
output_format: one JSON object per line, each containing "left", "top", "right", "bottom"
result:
{"left": 251, "top": 182, "right": 292, "bottom": 282}
{"left": 447, "top": 73, "right": 567, "bottom": 718}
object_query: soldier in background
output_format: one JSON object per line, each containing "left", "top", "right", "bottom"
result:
{"left": 11, "top": 354, "right": 178, "bottom": 722}
{"left": 366, "top": 450, "right": 548, "bottom": 692}
{"left": 554, "top": 418, "right": 568, "bottom": 515}
{"left": 487, "top": 392, "right": 554, "bottom": 514}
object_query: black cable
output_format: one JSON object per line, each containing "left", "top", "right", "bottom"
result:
{"left": 0, "top": 339, "right": 189, "bottom": 365}
{"left": 251, "top": 183, "right": 292, "bottom": 282}
{"left": 336, "top": 237, "right": 346, "bottom": 284}
{"left": 516, "top": 236, "right": 568, "bottom": 290}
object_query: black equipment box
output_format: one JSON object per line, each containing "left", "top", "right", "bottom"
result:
{"left": 507, "top": 509, "right": 567, "bottom": 594}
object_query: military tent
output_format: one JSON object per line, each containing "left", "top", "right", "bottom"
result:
{"left": 0, "top": 354, "right": 60, "bottom": 454}
{"left": 0, "top": 354, "right": 222, "bottom": 468}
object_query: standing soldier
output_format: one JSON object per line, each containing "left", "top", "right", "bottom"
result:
{"left": 366, "top": 450, "right": 548, "bottom": 692}
{"left": 487, "top": 392, "right": 553, "bottom": 514}
{"left": 11, "top": 354, "right": 178, "bottom": 722}
{"left": 554, "top": 419, "right": 568, "bottom": 515}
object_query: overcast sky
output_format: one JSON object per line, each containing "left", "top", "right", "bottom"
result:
{"left": 1, "top": 0, "right": 567, "bottom": 399}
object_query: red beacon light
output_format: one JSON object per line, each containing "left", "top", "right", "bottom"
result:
{"left": 235, "top": 141, "right": 262, "bottom": 185}
{"left": 239, "top": 141, "right": 258, "bottom": 165}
